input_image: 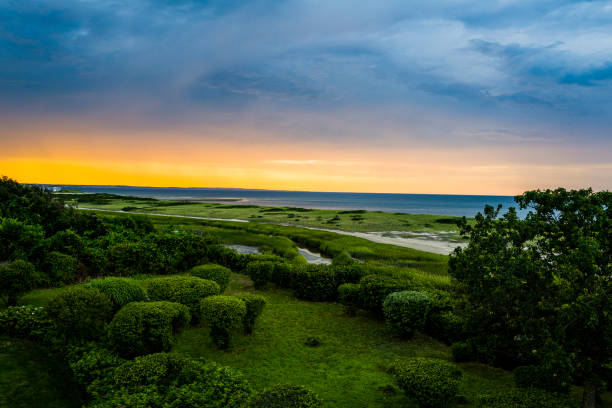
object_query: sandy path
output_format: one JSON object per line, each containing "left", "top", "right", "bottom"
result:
{"left": 77, "top": 207, "right": 463, "bottom": 255}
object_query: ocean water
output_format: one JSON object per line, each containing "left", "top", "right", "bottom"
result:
{"left": 51, "top": 184, "right": 523, "bottom": 217}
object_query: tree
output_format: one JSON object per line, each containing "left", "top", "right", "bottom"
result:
{"left": 449, "top": 188, "right": 611, "bottom": 408}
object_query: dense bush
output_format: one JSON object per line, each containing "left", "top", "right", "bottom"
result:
{"left": 0, "top": 259, "right": 39, "bottom": 305}
{"left": 107, "top": 301, "right": 190, "bottom": 357}
{"left": 268, "top": 261, "right": 293, "bottom": 287}
{"left": 248, "top": 383, "right": 323, "bottom": 408}
{"left": 235, "top": 293, "right": 267, "bottom": 334}
{"left": 46, "top": 287, "right": 113, "bottom": 341}
{"left": 331, "top": 264, "right": 366, "bottom": 285}
{"left": 0, "top": 217, "right": 45, "bottom": 262}
{"left": 190, "top": 264, "right": 231, "bottom": 292}
{"left": 86, "top": 277, "right": 147, "bottom": 311}
{"left": 332, "top": 250, "right": 355, "bottom": 266}
{"left": 383, "top": 291, "right": 431, "bottom": 338}
{"left": 389, "top": 358, "right": 462, "bottom": 408}
{"left": 147, "top": 275, "right": 220, "bottom": 317}
{"left": 87, "top": 353, "right": 252, "bottom": 408}
{"left": 206, "top": 244, "right": 247, "bottom": 272}
{"left": 44, "top": 251, "right": 80, "bottom": 285}
{"left": 70, "top": 347, "right": 125, "bottom": 396}
{"left": 200, "top": 295, "right": 246, "bottom": 348}
{"left": 451, "top": 342, "right": 474, "bottom": 363}
{"left": 476, "top": 387, "right": 578, "bottom": 408}
{"left": 291, "top": 265, "right": 338, "bottom": 302}
{"left": 426, "top": 310, "right": 466, "bottom": 344}
{"left": 338, "top": 283, "right": 362, "bottom": 315}
{"left": 0, "top": 305, "right": 52, "bottom": 341}
{"left": 513, "top": 365, "right": 571, "bottom": 394}
{"left": 358, "top": 274, "right": 413, "bottom": 314}
{"left": 245, "top": 261, "right": 275, "bottom": 289}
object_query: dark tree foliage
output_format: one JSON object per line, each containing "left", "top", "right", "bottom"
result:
{"left": 449, "top": 188, "right": 611, "bottom": 408}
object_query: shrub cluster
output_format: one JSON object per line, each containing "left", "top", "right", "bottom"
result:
{"left": 146, "top": 275, "right": 220, "bottom": 317}
{"left": 383, "top": 290, "right": 431, "bottom": 338}
{"left": 87, "top": 353, "right": 252, "bottom": 408}
{"left": 46, "top": 287, "right": 114, "bottom": 341}
{"left": 86, "top": 277, "right": 147, "bottom": 311}
{"left": 200, "top": 295, "right": 247, "bottom": 348}
{"left": 451, "top": 341, "right": 474, "bottom": 362}
{"left": 189, "top": 263, "right": 231, "bottom": 292}
{"left": 248, "top": 384, "right": 323, "bottom": 408}
{"left": 389, "top": 358, "right": 462, "bottom": 408}
{"left": 355, "top": 274, "right": 413, "bottom": 313}
{"left": 43, "top": 251, "right": 80, "bottom": 285}
{"left": 235, "top": 293, "right": 267, "bottom": 334}
{"left": 107, "top": 301, "right": 190, "bottom": 357}
{"left": 0, "top": 305, "right": 52, "bottom": 341}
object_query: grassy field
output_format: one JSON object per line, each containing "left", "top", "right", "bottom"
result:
{"left": 59, "top": 192, "right": 470, "bottom": 234}
{"left": 9, "top": 273, "right": 604, "bottom": 408}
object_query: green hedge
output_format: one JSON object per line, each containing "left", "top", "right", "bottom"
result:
{"left": 107, "top": 301, "right": 190, "bottom": 357}
{"left": 248, "top": 383, "right": 323, "bottom": 408}
{"left": 290, "top": 265, "right": 337, "bottom": 302}
{"left": 358, "top": 274, "right": 413, "bottom": 314}
{"left": 190, "top": 264, "right": 231, "bottom": 292}
{"left": 245, "top": 261, "right": 275, "bottom": 289}
{"left": 0, "top": 305, "right": 53, "bottom": 342}
{"left": 146, "top": 275, "right": 220, "bottom": 317}
{"left": 200, "top": 295, "right": 247, "bottom": 348}
{"left": 390, "top": 358, "right": 462, "bottom": 408}
{"left": 46, "top": 286, "right": 113, "bottom": 341}
{"left": 235, "top": 293, "right": 267, "bottom": 334}
{"left": 86, "top": 277, "right": 147, "bottom": 311}
{"left": 338, "top": 283, "right": 362, "bottom": 316}
{"left": 383, "top": 290, "right": 431, "bottom": 338}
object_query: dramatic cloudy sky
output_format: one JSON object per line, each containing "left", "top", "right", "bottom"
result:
{"left": 1, "top": 0, "right": 611, "bottom": 194}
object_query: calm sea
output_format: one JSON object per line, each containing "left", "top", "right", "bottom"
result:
{"left": 51, "top": 185, "right": 523, "bottom": 217}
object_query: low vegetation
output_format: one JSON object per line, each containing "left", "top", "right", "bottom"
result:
{"left": 0, "top": 177, "right": 610, "bottom": 408}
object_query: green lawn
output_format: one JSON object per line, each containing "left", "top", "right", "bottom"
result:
{"left": 174, "top": 274, "right": 515, "bottom": 408}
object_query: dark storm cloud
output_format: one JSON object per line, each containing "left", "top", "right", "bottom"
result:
{"left": 1, "top": 0, "right": 612, "bottom": 143}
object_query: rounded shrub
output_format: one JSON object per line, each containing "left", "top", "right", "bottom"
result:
{"left": 338, "top": 283, "right": 362, "bottom": 316}
{"left": 146, "top": 275, "right": 220, "bottom": 317}
{"left": 358, "top": 274, "right": 413, "bottom": 313}
{"left": 268, "top": 261, "right": 293, "bottom": 287}
{"left": 426, "top": 310, "right": 466, "bottom": 344}
{"left": 332, "top": 251, "right": 355, "bottom": 266}
{"left": 107, "top": 301, "right": 190, "bottom": 357}
{"left": 245, "top": 261, "right": 275, "bottom": 289}
{"left": 389, "top": 358, "right": 462, "bottom": 408}
{"left": 86, "top": 277, "right": 147, "bottom": 311}
{"left": 235, "top": 293, "right": 267, "bottom": 334}
{"left": 248, "top": 383, "right": 323, "bottom": 408}
{"left": 200, "top": 295, "right": 246, "bottom": 348}
{"left": 46, "top": 286, "right": 113, "bottom": 341}
{"left": 190, "top": 264, "right": 231, "bottom": 292}
{"left": 0, "top": 259, "right": 39, "bottom": 306}
{"left": 383, "top": 290, "right": 431, "bottom": 338}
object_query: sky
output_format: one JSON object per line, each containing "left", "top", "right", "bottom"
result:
{"left": 1, "top": 0, "right": 612, "bottom": 195}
